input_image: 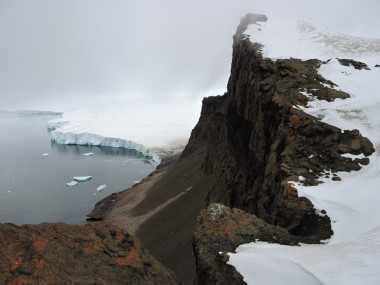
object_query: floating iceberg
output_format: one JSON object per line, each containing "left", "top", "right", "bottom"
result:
{"left": 66, "top": 181, "right": 78, "bottom": 187}
{"left": 73, "top": 176, "right": 92, "bottom": 182}
{"left": 42, "top": 153, "right": 49, "bottom": 157}
{"left": 96, "top": 184, "right": 107, "bottom": 191}
{"left": 83, "top": 152, "right": 94, "bottom": 156}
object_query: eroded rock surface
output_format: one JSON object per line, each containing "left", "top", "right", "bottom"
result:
{"left": 183, "top": 13, "right": 374, "bottom": 240}
{"left": 184, "top": 13, "right": 375, "bottom": 283}
{"left": 0, "top": 223, "right": 178, "bottom": 284}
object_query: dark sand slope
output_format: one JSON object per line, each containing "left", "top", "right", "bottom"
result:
{"left": 89, "top": 147, "right": 213, "bottom": 284}
{"left": 135, "top": 148, "right": 214, "bottom": 284}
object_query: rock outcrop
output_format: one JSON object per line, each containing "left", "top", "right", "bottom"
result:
{"left": 83, "top": 13, "right": 375, "bottom": 285}
{"left": 184, "top": 13, "right": 375, "bottom": 282}
{"left": 194, "top": 203, "right": 310, "bottom": 284}
{"left": 0, "top": 222, "right": 178, "bottom": 284}
{"left": 183, "top": 13, "right": 373, "bottom": 239}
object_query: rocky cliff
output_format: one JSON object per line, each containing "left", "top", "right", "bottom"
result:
{"left": 187, "top": 14, "right": 374, "bottom": 282}
{"left": 87, "top": 13, "right": 374, "bottom": 284}
{"left": 185, "top": 13, "right": 373, "bottom": 237}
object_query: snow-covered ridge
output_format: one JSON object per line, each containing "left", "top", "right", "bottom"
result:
{"left": 228, "top": 14, "right": 380, "bottom": 285}
{"left": 244, "top": 15, "right": 380, "bottom": 61}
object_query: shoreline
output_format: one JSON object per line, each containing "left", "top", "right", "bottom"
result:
{"left": 87, "top": 153, "right": 180, "bottom": 234}
{"left": 87, "top": 147, "right": 212, "bottom": 284}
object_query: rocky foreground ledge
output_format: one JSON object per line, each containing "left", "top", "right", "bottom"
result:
{"left": 0, "top": 223, "right": 178, "bottom": 284}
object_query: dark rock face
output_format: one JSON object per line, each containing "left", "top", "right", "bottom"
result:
{"left": 0, "top": 223, "right": 178, "bottom": 284}
{"left": 337, "top": 58, "right": 371, "bottom": 70}
{"left": 183, "top": 14, "right": 374, "bottom": 241}
{"left": 181, "top": 14, "right": 376, "bottom": 282}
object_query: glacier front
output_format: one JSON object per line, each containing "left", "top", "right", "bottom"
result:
{"left": 47, "top": 97, "right": 208, "bottom": 163}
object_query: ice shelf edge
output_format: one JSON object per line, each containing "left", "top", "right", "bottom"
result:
{"left": 48, "top": 128, "right": 161, "bottom": 164}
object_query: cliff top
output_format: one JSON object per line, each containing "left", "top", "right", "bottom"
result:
{"left": 227, "top": 13, "right": 380, "bottom": 284}
{"left": 241, "top": 13, "right": 380, "bottom": 62}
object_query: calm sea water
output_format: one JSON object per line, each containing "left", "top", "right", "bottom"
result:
{"left": 0, "top": 112, "right": 155, "bottom": 225}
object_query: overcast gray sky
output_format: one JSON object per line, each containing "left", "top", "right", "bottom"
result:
{"left": 1, "top": 0, "right": 379, "bottom": 110}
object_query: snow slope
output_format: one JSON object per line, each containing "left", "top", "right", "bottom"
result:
{"left": 228, "top": 16, "right": 380, "bottom": 284}
{"left": 47, "top": 96, "right": 206, "bottom": 162}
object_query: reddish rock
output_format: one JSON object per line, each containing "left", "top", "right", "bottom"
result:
{"left": 194, "top": 203, "right": 319, "bottom": 284}
{"left": 0, "top": 223, "right": 178, "bottom": 284}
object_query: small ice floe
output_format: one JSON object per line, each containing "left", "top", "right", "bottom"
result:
{"left": 42, "top": 153, "right": 49, "bottom": 157}
{"left": 83, "top": 152, "right": 94, "bottom": 156}
{"left": 73, "top": 176, "right": 92, "bottom": 182}
{"left": 66, "top": 181, "right": 78, "bottom": 187}
{"left": 7, "top": 190, "right": 11, "bottom": 193}
{"left": 96, "top": 184, "right": 107, "bottom": 191}
{"left": 122, "top": 160, "right": 129, "bottom": 165}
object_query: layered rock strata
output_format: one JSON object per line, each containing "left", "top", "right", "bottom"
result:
{"left": 188, "top": 14, "right": 375, "bottom": 283}
{"left": 184, "top": 14, "right": 373, "bottom": 238}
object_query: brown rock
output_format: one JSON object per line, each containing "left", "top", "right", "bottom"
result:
{"left": 193, "top": 203, "right": 328, "bottom": 284}
{"left": 0, "top": 223, "right": 178, "bottom": 285}
{"left": 337, "top": 58, "right": 371, "bottom": 70}
{"left": 350, "top": 139, "right": 361, "bottom": 152}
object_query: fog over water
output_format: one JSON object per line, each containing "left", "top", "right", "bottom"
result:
{"left": 1, "top": 0, "right": 379, "bottom": 111}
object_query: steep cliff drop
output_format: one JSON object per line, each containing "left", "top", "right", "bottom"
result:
{"left": 88, "top": 13, "right": 376, "bottom": 284}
